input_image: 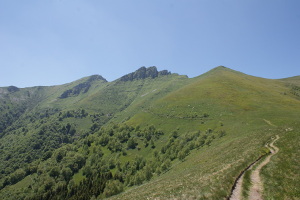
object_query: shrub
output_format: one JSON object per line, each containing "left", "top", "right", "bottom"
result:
{"left": 9, "top": 168, "right": 26, "bottom": 184}
{"left": 103, "top": 180, "right": 124, "bottom": 197}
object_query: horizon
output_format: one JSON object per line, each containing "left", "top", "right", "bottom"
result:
{"left": 1, "top": 65, "right": 299, "bottom": 88}
{"left": 1, "top": 1, "right": 299, "bottom": 87}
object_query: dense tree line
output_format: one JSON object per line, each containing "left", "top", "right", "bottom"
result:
{"left": 0, "top": 121, "right": 77, "bottom": 185}
{"left": 0, "top": 114, "right": 226, "bottom": 199}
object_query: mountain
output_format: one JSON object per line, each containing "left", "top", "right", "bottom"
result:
{"left": 0, "top": 66, "right": 299, "bottom": 200}
{"left": 118, "top": 66, "right": 171, "bottom": 81}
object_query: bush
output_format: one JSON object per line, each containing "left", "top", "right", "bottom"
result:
{"left": 127, "top": 137, "right": 137, "bottom": 149}
{"left": 9, "top": 168, "right": 26, "bottom": 184}
{"left": 103, "top": 180, "right": 124, "bottom": 197}
{"left": 49, "top": 166, "right": 60, "bottom": 178}
{"left": 61, "top": 167, "right": 73, "bottom": 181}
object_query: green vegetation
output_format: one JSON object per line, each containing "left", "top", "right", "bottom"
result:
{"left": 262, "top": 127, "right": 300, "bottom": 199}
{"left": 0, "top": 66, "right": 299, "bottom": 199}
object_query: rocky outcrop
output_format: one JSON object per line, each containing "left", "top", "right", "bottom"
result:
{"left": 60, "top": 75, "right": 107, "bottom": 99}
{"left": 119, "top": 66, "right": 171, "bottom": 82}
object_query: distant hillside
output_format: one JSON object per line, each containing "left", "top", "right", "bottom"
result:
{"left": 0, "top": 66, "right": 299, "bottom": 200}
{"left": 59, "top": 75, "right": 107, "bottom": 99}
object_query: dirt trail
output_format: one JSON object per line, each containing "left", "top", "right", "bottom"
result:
{"left": 228, "top": 135, "right": 279, "bottom": 200}
{"left": 263, "top": 119, "right": 277, "bottom": 127}
{"left": 228, "top": 156, "right": 263, "bottom": 200}
{"left": 229, "top": 173, "right": 245, "bottom": 200}
{"left": 248, "top": 135, "right": 279, "bottom": 200}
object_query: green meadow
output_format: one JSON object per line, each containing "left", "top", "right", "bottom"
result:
{"left": 0, "top": 66, "right": 299, "bottom": 199}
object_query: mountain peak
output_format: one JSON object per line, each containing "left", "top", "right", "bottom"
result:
{"left": 87, "top": 74, "right": 107, "bottom": 82}
{"left": 119, "top": 66, "right": 171, "bottom": 82}
{"left": 59, "top": 74, "right": 107, "bottom": 99}
{"left": 196, "top": 66, "right": 245, "bottom": 79}
{"left": 211, "top": 65, "right": 231, "bottom": 72}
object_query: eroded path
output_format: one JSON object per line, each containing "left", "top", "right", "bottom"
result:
{"left": 248, "top": 135, "right": 279, "bottom": 200}
{"left": 228, "top": 135, "right": 280, "bottom": 200}
{"left": 229, "top": 173, "right": 244, "bottom": 200}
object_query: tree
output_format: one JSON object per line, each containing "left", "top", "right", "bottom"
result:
{"left": 66, "top": 153, "right": 86, "bottom": 173}
{"left": 103, "top": 180, "right": 124, "bottom": 197}
{"left": 108, "top": 138, "right": 122, "bottom": 152}
{"left": 90, "top": 123, "right": 99, "bottom": 131}
{"left": 144, "top": 165, "right": 153, "bottom": 181}
{"left": 42, "top": 150, "right": 53, "bottom": 161}
{"left": 161, "top": 159, "right": 171, "bottom": 172}
{"left": 61, "top": 167, "right": 73, "bottom": 181}
{"left": 133, "top": 172, "right": 144, "bottom": 185}
{"left": 178, "top": 148, "right": 189, "bottom": 161}
{"left": 49, "top": 166, "right": 60, "bottom": 178}
{"left": 127, "top": 137, "right": 137, "bottom": 149}
{"left": 171, "top": 131, "right": 179, "bottom": 139}
{"left": 150, "top": 139, "right": 155, "bottom": 149}
{"left": 54, "top": 149, "right": 66, "bottom": 163}
{"left": 8, "top": 168, "right": 26, "bottom": 184}
{"left": 99, "top": 134, "right": 109, "bottom": 146}
{"left": 218, "top": 130, "right": 226, "bottom": 138}
{"left": 43, "top": 176, "right": 55, "bottom": 191}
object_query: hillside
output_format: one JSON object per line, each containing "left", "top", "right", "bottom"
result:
{"left": 0, "top": 66, "right": 299, "bottom": 200}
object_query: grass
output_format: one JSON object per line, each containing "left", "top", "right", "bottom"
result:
{"left": 108, "top": 67, "right": 300, "bottom": 199}
{"left": 242, "top": 169, "right": 252, "bottom": 199}
{"left": 1, "top": 66, "right": 300, "bottom": 199}
{"left": 261, "top": 123, "right": 300, "bottom": 199}
{"left": 73, "top": 170, "right": 85, "bottom": 184}
{"left": 241, "top": 147, "right": 270, "bottom": 199}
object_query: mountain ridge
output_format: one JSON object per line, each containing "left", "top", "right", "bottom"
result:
{"left": 0, "top": 66, "right": 299, "bottom": 199}
{"left": 2, "top": 65, "right": 298, "bottom": 89}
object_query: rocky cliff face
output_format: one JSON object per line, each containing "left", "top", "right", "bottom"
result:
{"left": 119, "top": 66, "right": 171, "bottom": 82}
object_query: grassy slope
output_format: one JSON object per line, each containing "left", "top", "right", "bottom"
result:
{"left": 109, "top": 67, "right": 300, "bottom": 199}
{"left": 0, "top": 67, "right": 299, "bottom": 199}
{"left": 110, "top": 74, "right": 190, "bottom": 123}
{"left": 280, "top": 75, "right": 300, "bottom": 86}
{"left": 0, "top": 72, "right": 190, "bottom": 198}
{"left": 261, "top": 76, "right": 300, "bottom": 199}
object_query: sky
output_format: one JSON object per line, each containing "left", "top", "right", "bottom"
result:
{"left": 0, "top": 0, "right": 299, "bottom": 87}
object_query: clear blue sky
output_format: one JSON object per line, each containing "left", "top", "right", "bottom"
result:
{"left": 0, "top": 0, "right": 299, "bottom": 87}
